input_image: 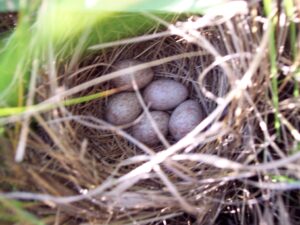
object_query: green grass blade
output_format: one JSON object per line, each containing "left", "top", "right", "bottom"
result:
{"left": 284, "top": 0, "right": 299, "bottom": 97}
{"left": 0, "top": 197, "right": 44, "bottom": 225}
{"left": 0, "top": 88, "right": 117, "bottom": 117}
{"left": 263, "top": 0, "right": 280, "bottom": 133}
{"left": 271, "top": 175, "right": 299, "bottom": 183}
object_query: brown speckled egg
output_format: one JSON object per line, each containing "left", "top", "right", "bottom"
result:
{"left": 143, "top": 79, "right": 188, "bottom": 110}
{"left": 132, "top": 111, "right": 170, "bottom": 145}
{"left": 112, "top": 60, "right": 154, "bottom": 90}
{"left": 105, "top": 92, "right": 142, "bottom": 125}
{"left": 169, "top": 100, "right": 204, "bottom": 140}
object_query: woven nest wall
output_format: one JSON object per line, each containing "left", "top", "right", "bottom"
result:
{"left": 25, "top": 16, "right": 268, "bottom": 224}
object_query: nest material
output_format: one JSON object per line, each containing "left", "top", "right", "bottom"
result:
{"left": 6, "top": 10, "right": 299, "bottom": 225}
{"left": 28, "top": 29, "right": 242, "bottom": 223}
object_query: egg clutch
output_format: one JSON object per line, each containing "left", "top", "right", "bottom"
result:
{"left": 105, "top": 59, "right": 205, "bottom": 145}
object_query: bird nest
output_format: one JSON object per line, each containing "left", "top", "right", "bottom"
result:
{"left": 13, "top": 13, "right": 276, "bottom": 224}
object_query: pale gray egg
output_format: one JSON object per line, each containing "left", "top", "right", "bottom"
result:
{"left": 143, "top": 79, "right": 188, "bottom": 110}
{"left": 169, "top": 100, "right": 204, "bottom": 140}
{"left": 132, "top": 111, "right": 170, "bottom": 145}
{"left": 112, "top": 60, "right": 154, "bottom": 91}
{"left": 105, "top": 92, "right": 142, "bottom": 125}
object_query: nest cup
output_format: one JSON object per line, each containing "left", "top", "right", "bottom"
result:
{"left": 68, "top": 33, "right": 228, "bottom": 150}
{"left": 30, "top": 26, "right": 243, "bottom": 223}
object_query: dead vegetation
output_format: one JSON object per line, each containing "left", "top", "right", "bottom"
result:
{"left": 1, "top": 1, "right": 300, "bottom": 225}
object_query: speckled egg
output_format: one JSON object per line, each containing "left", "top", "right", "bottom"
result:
{"left": 105, "top": 92, "right": 142, "bottom": 125}
{"left": 169, "top": 100, "right": 204, "bottom": 140}
{"left": 112, "top": 60, "right": 154, "bottom": 91}
{"left": 143, "top": 79, "right": 188, "bottom": 110}
{"left": 132, "top": 111, "right": 170, "bottom": 145}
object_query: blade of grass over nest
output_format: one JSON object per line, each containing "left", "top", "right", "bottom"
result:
{"left": 0, "top": 197, "right": 45, "bottom": 225}
{"left": 284, "top": 0, "right": 299, "bottom": 97}
{"left": 0, "top": 88, "right": 118, "bottom": 118}
{"left": 89, "top": 30, "right": 171, "bottom": 50}
{"left": 263, "top": 0, "right": 280, "bottom": 134}
{"left": 63, "top": 89, "right": 119, "bottom": 107}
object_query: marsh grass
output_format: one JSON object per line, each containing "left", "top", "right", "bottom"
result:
{"left": 0, "top": 1, "right": 300, "bottom": 225}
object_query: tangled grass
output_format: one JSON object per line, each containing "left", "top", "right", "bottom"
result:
{"left": 0, "top": 1, "right": 300, "bottom": 225}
